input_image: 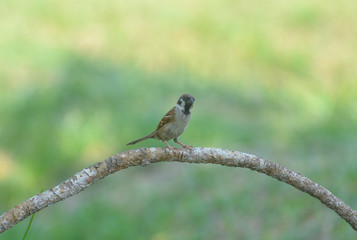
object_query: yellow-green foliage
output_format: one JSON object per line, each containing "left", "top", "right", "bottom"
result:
{"left": 0, "top": 0, "right": 356, "bottom": 239}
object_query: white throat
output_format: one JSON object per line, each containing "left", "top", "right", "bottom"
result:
{"left": 175, "top": 103, "right": 184, "bottom": 111}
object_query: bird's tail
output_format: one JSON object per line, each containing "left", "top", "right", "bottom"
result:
{"left": 127, "top": 132, "right": 156, "bottom": 145}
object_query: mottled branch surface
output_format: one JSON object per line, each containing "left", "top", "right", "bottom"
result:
{"left": 1, "top": 147, "right": 356, "bottom": 233}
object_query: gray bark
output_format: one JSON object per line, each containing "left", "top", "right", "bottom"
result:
{"left": 1, "top": 147, "right": 356, "bottom": 233}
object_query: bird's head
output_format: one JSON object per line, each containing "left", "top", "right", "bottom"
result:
{"left": 177, "top": 94, "right": 195, "bottom": 115}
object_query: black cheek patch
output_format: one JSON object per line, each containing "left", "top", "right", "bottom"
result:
{"left": 177, "top": 99, "right": 183, "bottom": 105}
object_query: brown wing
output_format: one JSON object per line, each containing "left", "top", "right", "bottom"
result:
{"left": 156, "top": 107, "right": 175, "bottom": 130}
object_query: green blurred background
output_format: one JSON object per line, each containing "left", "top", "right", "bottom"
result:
{"left": 1, "top": 0, "right": 357, "bottom": 239}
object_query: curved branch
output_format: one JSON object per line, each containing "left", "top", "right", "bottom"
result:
{"left": 1, "top": 147, "right": 356, "bottom": 233}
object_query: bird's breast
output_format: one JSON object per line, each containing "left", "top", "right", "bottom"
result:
{"left": 173, "top": 107, "right": 190, "bottom": 131}
{"left": 157, "top": 108, "right": 190, "bottom": 140}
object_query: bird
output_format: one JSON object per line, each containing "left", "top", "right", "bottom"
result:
{"left": 127, "top": 94, "right": 195, "bottom": 150}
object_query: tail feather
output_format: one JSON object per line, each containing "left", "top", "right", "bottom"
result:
{"left": 127, "top": 132, "right": 156, "bottom": 145}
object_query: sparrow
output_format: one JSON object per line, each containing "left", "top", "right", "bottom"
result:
{"left": 127, "top": 94, "right": 195, "bottom": 150}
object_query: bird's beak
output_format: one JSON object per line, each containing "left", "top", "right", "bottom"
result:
{"left": 189, "top": 98, "right": 194, "bottom": 104}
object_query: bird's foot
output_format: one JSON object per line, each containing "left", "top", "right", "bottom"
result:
{"left": 165, "top": 146, "right": 179, "bottom": 154}
{"left": 182, "top": 145, "right": 193, "bottom": 150}
{"left": 163, "top": 140, "right": 176, "bottom": 152}
{"left": 174, "top": 138, "right": 193, "bottom": 150}
{"left": 163, "top": 143, "right": 176, "bottom": 152}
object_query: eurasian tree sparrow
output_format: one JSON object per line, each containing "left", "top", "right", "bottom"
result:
{"left": 127, "top": 94, "right": 195, "bottom": 150}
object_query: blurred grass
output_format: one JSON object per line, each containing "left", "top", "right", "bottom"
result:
{"left": 1, "top": 0, "right": 357, "bottom": 239}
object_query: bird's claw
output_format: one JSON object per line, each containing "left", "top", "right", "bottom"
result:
{"left": 166, "top": 146, "right": 176, "bottom": 152}
{"left": 183, "top": 145, "right": 193, "bottom": 150}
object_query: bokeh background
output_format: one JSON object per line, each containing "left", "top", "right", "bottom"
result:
{"left": 1, "top": 0, "right": 357, "bottom": 239}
